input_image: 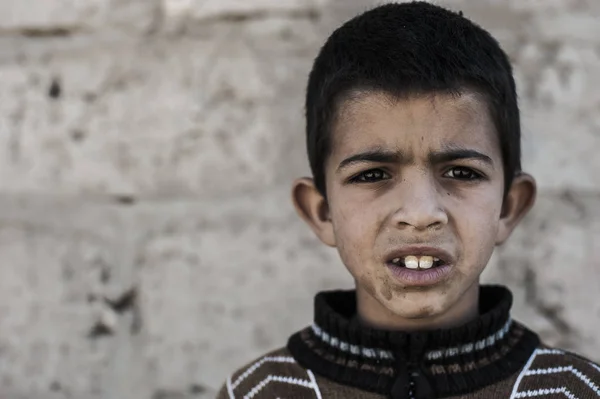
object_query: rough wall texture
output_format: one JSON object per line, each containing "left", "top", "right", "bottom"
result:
{"left": 0, "top": 1, "right": 598, "bottom": 398}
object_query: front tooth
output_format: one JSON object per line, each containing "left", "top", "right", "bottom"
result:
{"left": 392, "top": 258, "right": 401, "bottom": 264}
{"left": 419, "top": 256, "right": 434, "bottom": 269}
{"left": 433, "top": 257, "right": 440, "bottom": 262}
{"left": 404, "top": 256, "right": 419, "bottom": 269}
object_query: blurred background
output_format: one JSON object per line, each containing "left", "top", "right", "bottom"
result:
{"left": 0, "top": 0, "right": 599, "bottom": 398}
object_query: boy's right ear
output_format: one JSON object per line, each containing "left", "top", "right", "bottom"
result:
{"left": 291, "top": 178, "right": 336, "bottom": 247}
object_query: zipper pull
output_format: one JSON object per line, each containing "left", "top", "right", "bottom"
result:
{"left": 410, "top": 368, "right": 435, "bottom": 399}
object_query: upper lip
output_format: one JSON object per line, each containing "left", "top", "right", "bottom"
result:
{"left": 384, "top": 246, "right": 454, "bottom": 264}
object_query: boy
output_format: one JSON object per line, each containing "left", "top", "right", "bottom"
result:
{"left": 217, "top": 2, "right": 600, "bottom": 398}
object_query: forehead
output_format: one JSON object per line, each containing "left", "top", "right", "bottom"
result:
{"left": 330, "top": 90, "right": 499, "bottom": 159}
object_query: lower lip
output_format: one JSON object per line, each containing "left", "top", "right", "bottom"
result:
{"left": 386, "top": 263, "right": 453, "bottom": 286}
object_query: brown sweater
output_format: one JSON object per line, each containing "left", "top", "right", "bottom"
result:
{"left": 217, "top": 286, "right": 600, "bottom": 398}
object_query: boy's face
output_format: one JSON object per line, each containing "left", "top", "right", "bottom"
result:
{"left": 293, "top": 90, "right": 535, "bottom": 327}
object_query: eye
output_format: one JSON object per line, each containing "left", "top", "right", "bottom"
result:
{"left": 349, "top": 169, "right": 391, "bottom": 183}
{"left": 443, "top": 166, "right": 483, "bottom": 180}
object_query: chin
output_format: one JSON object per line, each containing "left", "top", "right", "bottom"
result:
{"left": 380, "top": 290, "right": 448, "bottom": 320}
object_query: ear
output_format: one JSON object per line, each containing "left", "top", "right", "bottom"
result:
{"left": 496, "top": 173, "right": 537, "bottom": 245}
{"left": 291, "top": 178, "right": 336, "bottom": 247}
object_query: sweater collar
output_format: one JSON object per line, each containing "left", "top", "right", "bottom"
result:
{"left": 288, "top": 285, "right": 539, "bottom": 399}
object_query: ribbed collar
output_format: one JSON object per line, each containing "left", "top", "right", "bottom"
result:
{"left": 287, "top": 285, "right": 539, "bottom": 399}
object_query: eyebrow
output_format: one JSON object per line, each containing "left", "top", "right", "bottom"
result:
{"left": 336, "top": 147, "right": 494, "bottom": 173}
{"left": 337, "top": 149, "right": 403, "bottom": 172}
{"left": 429, "top": 148, "right": 494, "bottom": 167}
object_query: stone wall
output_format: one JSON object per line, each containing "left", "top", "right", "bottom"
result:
{"left": 0, "top": 1, "right": 598, "bottom": 398}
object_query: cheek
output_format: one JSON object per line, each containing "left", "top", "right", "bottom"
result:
{"left": 333, "top": 212, "right": 369, "bottom": 261}
{"left": 453, "top": 197, "right": 501, "bottom": 266}
{"left": 331, "top": 201, "right": 382, "bottom": 267}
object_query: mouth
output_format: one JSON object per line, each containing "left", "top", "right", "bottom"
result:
{"left": 384, "top": 246, "right": 454, "bottom": 286}
{"left": 384, "top": 247, "right": 453, "bottom": 271}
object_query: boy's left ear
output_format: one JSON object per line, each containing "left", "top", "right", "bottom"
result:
{"left": 496, "top": 173, "right": 537, "bottom": 245}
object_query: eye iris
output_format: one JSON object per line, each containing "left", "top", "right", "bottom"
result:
{"left": 455, "top": 168, "right": 471, "bottom": 178}
{"left": 364, "top": 171, "right": 381, "bottom": 180}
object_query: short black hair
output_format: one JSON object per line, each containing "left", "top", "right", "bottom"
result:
{"left": 305, "top": 1, "right": 521, "bottom": 198}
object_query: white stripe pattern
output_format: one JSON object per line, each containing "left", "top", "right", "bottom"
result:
{"left": 242, "top": 375, "right": 318, "bottom": 399}
{"left": 513, "top": 387, "right": 577, "bottom": 399}
{"left": 510, "top": 348, "right": 600, "bottom": 399}
{"left": 510, "top": 348, "right": 539, "bottom": 399}
{"left": 536, "top": 349, "right": 565, "bottom": 355}
{"left": 427, "top": 319, "right": 513, "bottom": 360}
{"left": 232, "top": 356, "right": 296, "bottom": 389}
{"left": 307, "top": 369, "right": 323, "bottom": 399}
{"left": 590, "top": 362, "right": 600, "bottom": 374}
{"left": 524, "top": 366, "right": 600, "bottom": 395}
{"left": 226, "top": 375, "right": 235, "bottom": 399}
{"left": 311, "top": 324, "right": 394, "bottom": 359}
{"left": 312, "top": 319, "right": 513, "bottom": 361}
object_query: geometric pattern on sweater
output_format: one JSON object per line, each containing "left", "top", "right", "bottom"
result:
{"left": 218, "top": 286, "right": 600, "bottom": 398}
{"left": 310, "top": 317, "right": 513, "bottom": 362}
{"left": 509, "top": 347, "right": 600, "bottom": 399}
{"left": 298, "top": 319, "right": 529, "bottom": 375}
{"left": 288, "top": 286, "right": 542, "bottom": 398}
{"left": 217, "top": 348, "right": 324, "bottom": 399}
{"left": 217, "top": 345, "right": 600, "bottom": 399}
{"left": 290, "top": 319, "right": 537, "bottom": 398}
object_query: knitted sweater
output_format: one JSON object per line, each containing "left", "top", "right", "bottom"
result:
{"left": 217, "top": 286, "right": 600, "bottom": 398}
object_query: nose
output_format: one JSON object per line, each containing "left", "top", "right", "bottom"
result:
{"left": 390, "top": 173, "right": 448, "bottom": 231}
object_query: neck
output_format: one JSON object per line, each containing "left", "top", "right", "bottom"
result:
{"left": 355, "top": 283, "right": 480, "bottom": 331}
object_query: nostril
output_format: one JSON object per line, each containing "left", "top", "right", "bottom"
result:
{"left": 427, "top": 221, "right": 444, "bottom": 229}
{"left": 391, "top": 205, "right": 448, "bottom": 230}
